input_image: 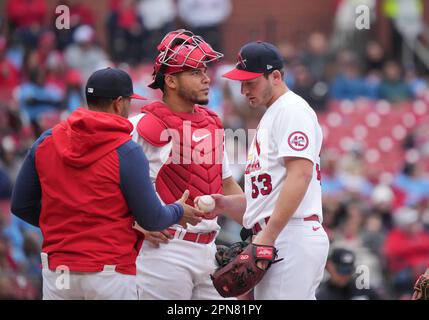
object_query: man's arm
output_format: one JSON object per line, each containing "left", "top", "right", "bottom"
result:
{"left": 11, "top": 151, "right": 41, "bottom": 227}
{"left": 118, "top": 141, "right": 202, "bottom": 231}
{"left": 217, "top": 176, "right": 245, "bottom": 224}
{"left": 253, "top": 157, "right": 313, "bottom": 246}
{"left": 193, "top": 176, "right": 246, "bottom": 224}
{"left": 10, "top": 131, "right": 53, "bottom": 227}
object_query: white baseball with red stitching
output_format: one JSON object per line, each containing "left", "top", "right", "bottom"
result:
{"left": 197, "top": 195, "right": 216, "bottom": 212}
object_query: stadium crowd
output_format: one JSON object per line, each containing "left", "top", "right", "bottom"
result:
{"left": 1, "top": 0, "right": 429, "bottom": 299}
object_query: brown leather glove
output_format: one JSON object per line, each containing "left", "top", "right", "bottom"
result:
{"left": 211, "top": 243, "right": 281, "bottom": 297}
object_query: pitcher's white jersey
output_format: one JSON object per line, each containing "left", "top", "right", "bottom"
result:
{"left": 243, "top": 90, "right": 323, "bottom": 229}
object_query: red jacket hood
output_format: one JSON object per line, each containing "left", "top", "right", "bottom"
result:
{"left": 52, "top": 107, "right": 132, "bottom": 168}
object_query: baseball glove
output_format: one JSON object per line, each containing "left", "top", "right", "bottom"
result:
{"left": 211, "top": 242, "right": 281, "bottom": 297}
{"left": 413, "top": 274, "right": 429, "bottom": 300}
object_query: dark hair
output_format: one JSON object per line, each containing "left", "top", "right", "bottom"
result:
{"left": 263, "top": 68, "right": 285, "bottom": 79}
{"left": 85, "top": 95, "right": 115, "bottom": 109}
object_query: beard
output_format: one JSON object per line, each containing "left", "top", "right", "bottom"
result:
{"left": 249, "top": 82, "right": 272, "bottom": 108}
{"left": 177, "top": 86, "right": 209, "bottom": 105}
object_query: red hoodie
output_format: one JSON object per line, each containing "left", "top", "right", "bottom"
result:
{"left": 35, "top": 108, "right": 142, "bottom": 274}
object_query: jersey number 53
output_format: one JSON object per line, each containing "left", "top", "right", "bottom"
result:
{"left": 251, "top": 173, "right": 273, "bottom": 199}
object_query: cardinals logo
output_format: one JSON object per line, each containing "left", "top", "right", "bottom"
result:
{"left": 245, "top": 135, "right": 261, "bottom": 174}
{"left": 237, "top": 52, "right": 247, "bottom": 69}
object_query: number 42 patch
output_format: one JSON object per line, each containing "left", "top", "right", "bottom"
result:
{"left": 288, "top": 131, "right": 309, "bottom": 151}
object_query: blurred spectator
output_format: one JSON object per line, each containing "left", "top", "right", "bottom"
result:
{"left": 107, "top": 0, "right": 145, "bottom": 65}
{"left": 18, "top": 67, "right": 63, "bottom": 137}
{"left": 337, "top": 151, "right": 373, "bottom": 197}
{"left": 370, "top": 184, "right": 395, "bottom": 230}
{"left": 383, "top": 207, "right": 429, "bottom": 298}
{"left": 6, "top": 0, "right": 47, "bottom": 48}
{"left": 292, "top": 63, "right": 328, "bottom": 111}
{"left": 0, "top": 215, "right": 19, "bottom": 299}
{"left": 177, "top": 0, "right": 232, "bottom": 52}
{"left": 0, "top": 233, "right": 39, "bottom": 299}
{"left": 64, "top": 25, "right": 110, "bottom": 81}
{"left": 0, "top": 135, "right": 26, "bottom": 184}
{"left": 394, "top": 162, "right": 429, "bottom": 207}
{"left": 23, "top": 30, "right": 64, "bottom": 80}
{"left": 277, "top": 40, "right": 297, "bottom": 88}
{"left": 299, "top": 32, "right": 330, "bottom": 81}
{"left": 330, "top": 50, "right": 366, "bottom": 100}
{"left": 382, "top": 0, "right": 423, "bottom": 61}
{"left": 317, "top": 248, "right": 381, "bottom": 300}
{"left": 68, "top": 0, "right": 95, "bottom": 26}
{"left": 0, "top": 36, "right": 20, "bottom": 102}
{"left": 361, "top": 213, "right": 386, "bottom": 258}
{"left": 378, "top": 60, "right": 413, "bottom": 103}
{"left": 45, "top": 51, "right": 67, "bottom": 93}
{"left": 364, "top": 41, "right": 385, "bottom": 74}
{"left": 331, "top": 0, "right": 376, "bottom": 55}
{"left": 321, "top": 151, "right": 346, "bottom": 198}
{"left": 405, "top": 67, "right": 428, "bottom": 98}
{"left": 137, "top": 0, "right": 176, "bottom": 62}
{"left": 32, "top": 31, "right": 59, "bottom": 68}
{"left": 331, "top": 201, "right": 385, "bottom": 290}
{"left": 62, "top": 69, "right": 84, "bottom": 112}
{"left": 53, "top": 0, "right": 94, "bottom": 50}
{"left": 22, "top": 232, "right": 42, "bottom": 282}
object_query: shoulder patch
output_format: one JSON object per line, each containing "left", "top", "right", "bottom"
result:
{"left": 288, "top": 131, "right": 309, "bottom": 151}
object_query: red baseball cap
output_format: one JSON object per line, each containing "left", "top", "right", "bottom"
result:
{"left": 223, "top": 41, "right": 284, "bottom": 81}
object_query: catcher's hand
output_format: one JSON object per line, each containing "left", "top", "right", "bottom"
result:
{"left": 412, "top": 274, "right": 429, "bottom": 300}
{"left": 211, "top": 242, "right": 281, "bottom": 297}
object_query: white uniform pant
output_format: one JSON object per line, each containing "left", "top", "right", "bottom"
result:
{"left": 254, "top": 218, "right": 329, "bottom": 300}
{"left": 136, "top": 239, "right": 233, "bottom": 300}
{"left": 41, "top": 253, "right": 138, "bottom": 300}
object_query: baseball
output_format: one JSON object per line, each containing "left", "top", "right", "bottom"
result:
{"left": 197, "top": 195, "right": 216, "bottom": 212}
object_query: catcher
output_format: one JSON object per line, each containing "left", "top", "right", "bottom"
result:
{"left": 413, "top": 267, "right": 429, "bottom": 300}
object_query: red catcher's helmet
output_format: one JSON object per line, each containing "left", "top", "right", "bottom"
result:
{"left": 149, "top": 29, "right": 223, "bottom": 89}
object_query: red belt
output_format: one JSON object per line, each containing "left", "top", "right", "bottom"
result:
{"left": 167, "top": 228, "right": 217, "bottom": 244}
{"left": 252, "top": 214, "right": 320, "bottom": 235}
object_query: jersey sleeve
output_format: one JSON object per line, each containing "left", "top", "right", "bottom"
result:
{"left": 118, "top": 140, "right": 184, "bottom": 231}
{"left": 11, "top": 130, "right": 52, "bottom": 227}
{"left": 128, "top": 113, "right": 145, "bottom": 142}
{"left": 222, "top": 140, "right": 233, "bottom": 180}
{"left": 274, "top": 105, "right": 317, "bottom": 164}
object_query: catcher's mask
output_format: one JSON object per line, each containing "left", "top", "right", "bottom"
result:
{"left": 148, "top": 29, "right": 223, "bottom": 89}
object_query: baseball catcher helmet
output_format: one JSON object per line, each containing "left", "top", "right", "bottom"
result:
{"left": 148, "top": 29, "right": 224, "bottom": 89}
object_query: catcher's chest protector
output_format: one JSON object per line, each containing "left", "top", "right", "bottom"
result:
{"left": 137, "top": 102, "right": 223, "bottom": 205}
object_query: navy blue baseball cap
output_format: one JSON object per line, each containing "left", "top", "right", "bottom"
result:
{"left": 330, "top": 248, "right": 356, "bottom": 275}
{"left": 223, "top": 41, "right": 284, "bottom": 81}
{"left": 85, "top": 67, "right": 146, "bottom": 100}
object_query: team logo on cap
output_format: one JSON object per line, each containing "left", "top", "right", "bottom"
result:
{"left": 87, "top": 88, "right": 94, "bottom": 93}
{"left": 237, "top": 53, "right": 247, "bottom": 69}
{"left": 288, "top": 131, "right": 309, "bottom": 151}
